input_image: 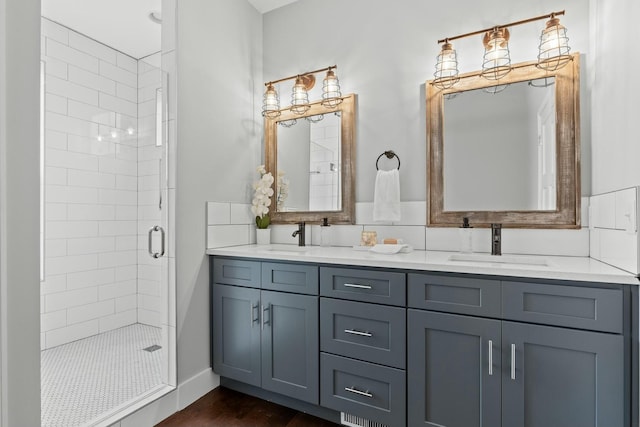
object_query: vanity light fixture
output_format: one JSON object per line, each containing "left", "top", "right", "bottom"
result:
{"left": 537, "top": 13, "right": 571, "bottom": 71}
{"left": 291, "top": 75, "right": 311, "bottom": 115}
{"left": 305, "top": 114, "right": 324, "bottom": 123}
{"left": 321, "top": 67, "right": 343, "bottom": 108}
{"left": 483, "top": 83, "right": 509, "bottom": 94}
{"left": 481, "top": 28, "right": 511, "bottom": 80}
{"left": 261, "top": 65, "right": 345, "bottom": 117}
{"left": 433, "top": 10, "right": 571, "bottom": 88}
{"left": 279, "top": 119, "right": 297, "bottom": 128}
{"left": 433, "top": 40, "right": 460, "bottom": 89}
{"left": 262, "top": 83, "right": 281, "bottom": 118}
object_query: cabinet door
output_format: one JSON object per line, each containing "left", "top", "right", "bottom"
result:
{"left": 408, "top": 310, "right": 501, "bottom": 427}
{"left": 261, "top": 290, "right": 319, "bottom": 404}
{"left": 502, "top": 321, "right": 624, "bottom": 427}
{"left": 212, "top": 284, "right": 261, "bottom": 386}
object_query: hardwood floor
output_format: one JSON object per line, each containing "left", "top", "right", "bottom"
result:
{"left": 155, "top": 387, "right": 339, "bottom": 427}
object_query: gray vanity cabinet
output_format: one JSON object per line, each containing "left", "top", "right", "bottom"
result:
{"left": 319, "top": 266, "right": 407, "bottom": 427}
{"left": 408, "top": 273, "right": 627, "bottom": 427}
{"left": 211, "top": 256, "right": 632, "bottom": 427}
{"left": 407, "top": 309, "right": 502, "bottom": 427}
{"left": 260, "top": 289, "right": 319, "bottom": 403}
{"left": 501, "top": 321, "right": 624, "bottom": 427}
{"left": 211, "top": 258, "right": 319, "bottom": 405}
{"left": 212, "top": 284, "right": 261, "bottom": 387}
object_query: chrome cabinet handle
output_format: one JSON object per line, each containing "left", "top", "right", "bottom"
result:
{"left": 261, "top": 304, "right": 270, "bottom": 330}
{"left": 343, "top": 283, "right": 372, "bottom": 290}
{"left": 344, "top": 387, "right": 373, "bottom": 398}
{"left": 511, "top": 344, "right": 516, "bottom": 380}
{"left": 488, "top": 340, "right": 493, "bottom": 376}
{"left": 147, "top": 225, "right": 165, "bottom": 258}
{"left": 344, "top": 329, "right": 373, "bottom": 337}
{"left": 251, "top": 303, "right": 259, "bottom": 326}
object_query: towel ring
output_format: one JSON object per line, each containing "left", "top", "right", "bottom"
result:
{"left": 376, "top": 150, "right": 401, "bottom": 170}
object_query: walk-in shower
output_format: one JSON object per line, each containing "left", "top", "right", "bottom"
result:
{"left": 39, "top": 1, "right": 176, "bottom": 425}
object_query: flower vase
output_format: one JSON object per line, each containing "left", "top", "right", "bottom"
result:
{"left": 256, "top": 228, "right": 271, "bottom": 245}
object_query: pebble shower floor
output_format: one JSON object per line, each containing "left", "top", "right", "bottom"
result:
{"left": 41, "top": 324, "right": 163, "bottom": 427}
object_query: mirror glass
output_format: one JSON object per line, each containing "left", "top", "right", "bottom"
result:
{"left": 276, "top": 112, "right": 342, "bottom": 212}
{"left": 427, "top": 55, "right": 580, "bottom": 228}
{"left": 265, "top": 94, "right": 356, "bottom": 224}
{"left": 443, "top": 77, "right": 556, "bottom": 211}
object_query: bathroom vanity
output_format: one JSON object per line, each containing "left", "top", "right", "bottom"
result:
{"left": 207, "top": 245, "right": 638, "bottom": 427}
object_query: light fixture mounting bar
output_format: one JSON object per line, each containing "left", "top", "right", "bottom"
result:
{"left": 437, "top": 10, "right": 565, "bottom": 44}
{"left": 265, "top": 65, "right": 337, "bottom": 86}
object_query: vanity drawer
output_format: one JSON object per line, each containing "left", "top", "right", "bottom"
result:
{"left": 408, "top": 273, "right": 501, "bottom": 317}
{"left": 261, "top": 262, "right": 318, "bottom": 295}
{"left": 320, "top": 298, "right": 406, "bottom": 369}
{"left": 212, "top": 258, "right": 260, "bottom": 288}
{"left": 320, "top": 267, "right": 406, "bottom": 306}
{"left": 502, "top": 281, "right": 623, "bottom": 333}
{"left": 320, "top": 353, "right": 405, "bottom": 427}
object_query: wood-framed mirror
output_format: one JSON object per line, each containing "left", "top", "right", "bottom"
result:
{"left": 265, "top": 93, "right": 356, "bottom": 224}
{"left": 427, "top": 53, "right": 580, "bottom": 228}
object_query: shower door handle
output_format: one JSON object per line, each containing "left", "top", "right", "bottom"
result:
{"left": 148, "top": 225, "right": 165, "bottom": 259}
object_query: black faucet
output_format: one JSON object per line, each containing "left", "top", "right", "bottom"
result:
{"left": 491, "top": 223, "right": 502, "bottom": 256}
{"left": 292, "top": 222, "right": 305, "bottom": 246}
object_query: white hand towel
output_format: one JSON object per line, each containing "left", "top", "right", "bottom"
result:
{"left": 373, "top": 169, "right": 401, "bottom": 222}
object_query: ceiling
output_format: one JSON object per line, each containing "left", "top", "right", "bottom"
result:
{"left": 41, "top": 0, "right": 298, "bottom": 59}
{"left": 42, "top": 0, "right": 161, "bottom": 59}
{"left": 247, "top": 0, "right": 298, "bottom": 14}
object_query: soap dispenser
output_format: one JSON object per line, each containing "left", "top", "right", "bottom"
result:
{"left": 320, "top": 217, "right": 332, "bottom": 247}
{"left": 459, "top": 217, "right": 472, "bottom": 253}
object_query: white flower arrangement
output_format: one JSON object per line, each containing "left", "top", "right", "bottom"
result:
{"left": 276, "top": 170, "right": 289, "bottom": 211}
{"left": 251, "top": 165, "right": 274, "bottom": 229}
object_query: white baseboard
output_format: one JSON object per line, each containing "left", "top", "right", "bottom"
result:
{"left": 177, "top": 368, "right": 220, "bottom": 410}
{"left": 114, "top": 369, "right": 220, "bottom": 427}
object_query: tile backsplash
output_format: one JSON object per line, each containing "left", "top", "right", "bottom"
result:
{"left": 206, "top": 202, "right": 255, "bottom": 248}
{"left": 206, "top": 199, "right": 592, "bottom": 257}
{"left": 589, "top": 187, "right": 639, "bottom": 275}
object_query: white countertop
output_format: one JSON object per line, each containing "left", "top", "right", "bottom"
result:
{"left": 206, "top": 244, "right": 639, "bottom": 285}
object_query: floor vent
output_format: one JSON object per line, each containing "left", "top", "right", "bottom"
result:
{"left": 143, "top": 344, "right": 162, "bottom": 352}
{"left": 340, "top": 412, "right": 388, "bottom": 427}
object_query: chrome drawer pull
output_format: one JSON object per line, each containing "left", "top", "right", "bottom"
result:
{"left": 511, "top": 343, "right": 516, "bottom": 380}
{"left": 343, "top": 283, "right": 372, "bottom": 290}
{"left": 488, "top": 340, "right": 493, "bottom": 376}
{"left": 344, "top": 329, "right": 373, "bottom": 337}
{"left": 344, "top": 387, "right": 373, "bottom": 398}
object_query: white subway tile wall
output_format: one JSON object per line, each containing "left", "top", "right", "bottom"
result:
{"left": 589, "top": 187, "right": 639, "bottom": 275}
{"left": 207, "top": 200, "right": 593, "bottom": 258}
{"left": 41, "top": 19, "right": 164, "bottom": 349}
{"left": 206, "top": 202, "right": 254, "bottom": 248}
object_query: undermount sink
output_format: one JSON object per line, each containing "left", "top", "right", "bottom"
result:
{"left": 265, "top": 245, "right": 309, "bottom": 254}
{"left": 448, "top": 253, "right": 550, "bottom": 267}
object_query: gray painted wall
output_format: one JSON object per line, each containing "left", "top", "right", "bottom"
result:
{"left": 175, "top": 0, "right": 262, "bottom": 382}
{"left": 590, "top": 0, "right": 640, "bottom": 194}
{"left": 263, "top": 0, "right": 591, "bottom": 203}
{"left": 0, "top": 0, "right": 41, "bottom": 425}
